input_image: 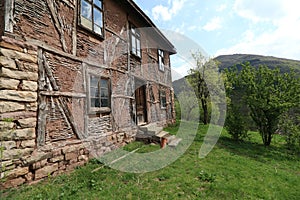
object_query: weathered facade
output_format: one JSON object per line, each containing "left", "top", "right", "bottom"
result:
{"left": 0, "top": 0, "right": 176, "bottom": 188}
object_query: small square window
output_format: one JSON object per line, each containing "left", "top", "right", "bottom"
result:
{"left": 158, "top": 49, "right": 165, "bottom": 71}
{"left": 80, "top": 0, "right": 104, "bottom": 36}
{"left": 130, "top": 24, "right": 141, "bottom": 58}
{"left": 160, "top": 90, "right": 167, "bottom": 108}
{"left": 89, "top": 75, "right": 110, "bottom": 110}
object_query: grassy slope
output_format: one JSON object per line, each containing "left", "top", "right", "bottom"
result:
{"left": 1, "top": 124, "right": 300, "bottom": 200}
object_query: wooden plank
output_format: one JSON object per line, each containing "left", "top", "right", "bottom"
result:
{"left": 40, "top": 91, "right": 86, "bottom": 98}
{"left": 58, "top": 97, "right": 86, "bottom": 140}
{"left": 4, "top": 0, "right": 14, "bottom": 33}
{"left": 37, "top": 95, "right": 47, "bottom": 146}
{"left": 42, "top": 54, "right": 59, "bottom": 91}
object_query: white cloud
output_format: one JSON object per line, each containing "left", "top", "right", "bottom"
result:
{"left": 152, "top": 0, "right": 187, "bottom": 21}
{"left": 216, "top": 0, "right": 300, "bottom": 60}
{"left": 203, "top": 17, "right": 222, "bottom": 31}
{"left": 216, "top": 4, "right": 227, "bottom": 12}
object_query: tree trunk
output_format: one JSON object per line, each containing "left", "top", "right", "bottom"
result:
{"left": 201, "top": 98, "right": 208, "bottom": 124}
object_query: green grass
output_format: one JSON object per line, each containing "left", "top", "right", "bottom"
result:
{"left": 1, "top": 124, "right": 299, "bottom": 200}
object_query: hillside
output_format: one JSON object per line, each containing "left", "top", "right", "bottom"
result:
{"left": 214, "top": 54, "right": 300, "bottom": 73}
{"left": 173, "top": 54, "right": 300, "bottom": 95}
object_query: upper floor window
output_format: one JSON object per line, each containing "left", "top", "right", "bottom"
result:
{"left": 89, "top": 75, "right": 110, "bottom": 112}
{"left": 158, "top": 49, "right": 165, "bottom": 71}
{"left": 130, "top": 24, "right": 141, "bottom": 58}
{"left": 80, "top": 0, "right": 103, "bottom": 36}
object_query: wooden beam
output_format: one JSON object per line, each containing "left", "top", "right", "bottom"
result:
{"left": 42, "top": 54, "right": 59, "bottom": 91}
{"left": 4, "top": 0, "right": 14, "bottom": 33}
{"left": 40, "top": 91, "right": 86, "bottom": 98}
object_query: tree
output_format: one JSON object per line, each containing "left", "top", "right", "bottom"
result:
{"left": 226, "top": 63, "right": 300, "bottom": 146}
{"left": 187, "top": 52, "right": 220, "bottom": 124}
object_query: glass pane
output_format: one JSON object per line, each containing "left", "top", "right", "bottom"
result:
{"left": 101, "top": 98, "right": 108, "bottom": 107}
{"left": 94, "top": 8, "right": 103, "bottom": 27}
{"left": 95, "top": 98, "right": 100, "bottom": 107}
{"left": 101, "top": 89, "right": 108, "bottom": 98}
{"left": 101, "top": 79, "right": 108, "bottom": 88}
{"left": 90, "top": 76, "right": 98, "bottom": 87}
{"left": 81, "top": 0, "right": 92, "bottom": 20}
{"left": 136, "top": 39, "right": 141, "bottom": 56}
{"left": 131, "top": 36, "right": 136, "bottom": 53}
{"left": 90, "top": 88, "right": 99, "bottom": 97}
{"left": 94, "top": 25, "right": 102, "bottom": 35}
{"left": 94, "top": 0, "right": 102, "bottom": 8}
{"left": 90, "top": 98, "right": 96, "bottom": 107}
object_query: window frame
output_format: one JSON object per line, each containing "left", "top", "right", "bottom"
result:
{"left": 130, "top": 24, "right": 141, "bottom": 58}
{"left": 88, "top": 74, "right": 111, "bottom": 114}
{"left": 79, "top": 0, "right": 104, "bottom": 37}
{"left": 158, "top": 49, "right": 165, "bottom": 71}
{"left": 160, "top": 90, "right": 167, "bottom": 109}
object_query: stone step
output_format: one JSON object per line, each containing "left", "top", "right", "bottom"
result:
{"left": 152, "top": 131, "right": 169, "bottom": 143}
{"left": 168, "top": 138, "right": 182, "bottom": 147}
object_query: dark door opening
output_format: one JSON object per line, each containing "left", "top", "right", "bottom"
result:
{"left": 135, "top": 85, "right": 147, "bottom": 125}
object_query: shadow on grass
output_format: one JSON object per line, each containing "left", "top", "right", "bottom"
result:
{"left": 217, "top": 135, "right": 300, "bottom": 163}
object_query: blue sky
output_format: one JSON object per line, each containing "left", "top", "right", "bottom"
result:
{"left": 133, "top": 0, "right": 300, "bottom": 78}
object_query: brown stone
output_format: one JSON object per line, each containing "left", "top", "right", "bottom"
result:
{"left": 0, "top": 41, "right": 24, "bottom": 52}
{"left": 2, "top": 148, "right": 34, "bottom": 160}
{"left": 0, "top": 48, "right": 37, "bottom": 63}
{"left": 1, "top": 160, "right": 15, "bottom": 171}
{"left": 0, "top": 56, "right": 17, "bottom": 70}
{"left": 0, "top": 128, "right": 36, "bottom": 140}
{"left": 24, "top": 151, "right": 52, "bottom": 166}
{"left": 0, "top": 67, "right": 38, "bottom": 81}
{"left": 21, "top": 140, "right": 36, "bottom": 148}
{"left": 22, "top": 80, "right": 37, "bottom": 91}
{"left": 18, "top": 118, "right": 36, "bottom": 128}
{"left": 6, "top": 167, "right": 29, "bottom": 179}
{"left": 78, "top": 155, "right": 89, "bottom": 162}
{"left": 62, "top": 144, "right": 83, "bottom": 154}
{"left": 0, "top": 101, "right": 25, "bottom": 113}
{"left": 0, "top": 77, "right": 19, "bottom": 90}
{"left": 25, "top": 172, "right": 33, "bottom": 181}
{"left": 1, "top": 141, "right": 16, "bottom": 150}
{"left": 66, "top": 161, "right": 85, "bottom": 171}
{"left": 65, "top": 152, "right": 78, "bottom": 161}
{"left": 49, "top": 155, "right": 64, "bottom": 163}
{"left": 0, "top": 121, "right": 15, "bottom": 130}
{"left": 2, "top": 177, "right": 26, "bottom": 189}
{"left": 0, "top": 90, "right": 37, "bottom": 102}
{"left": 35, "top": 163, "right": 58, "bottom": 179}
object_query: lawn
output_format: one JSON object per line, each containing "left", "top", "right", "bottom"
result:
{"left": 1, "top": 123, "right": 300, "bottom": 200}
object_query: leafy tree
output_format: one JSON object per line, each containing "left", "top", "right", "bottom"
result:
{"left": 187, "top": 52, "right": 221, "bottom": 124}
{"left": 226, "top": 63, "right": 300, "bottom": 146}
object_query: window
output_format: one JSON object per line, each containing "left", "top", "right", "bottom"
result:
{"left": 158, "top": 49, "right": 165, "bottom": 71}
{"left": 160, "top": 90, "right": 167, "bottom": 108}
{"left": 130, "top": 24, "right": 141, "bottom": 58}
{"left": 89, "top": 75, "right": 110, "bottom": 110}
{"left": 80, "top": 0, "right": 103, "bottom": 36}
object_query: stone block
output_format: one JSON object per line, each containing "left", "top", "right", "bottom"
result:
{"left": 0, "top": 77, "right": 19, "bottom": 90}
{"left": 24, "top": 151, "right": 52, "bottom": 166}
{"left": 0, "top": 101, "right": 25, "bottom": 113}
{"left": 1, "top": 160, "right": 15, "bottom": 171}
{"left": 1, "top": 141, "right": 16, "bottom": 150}
{"left": 18, "top": 118, "right": 36, "bottom": 128}
{"left": 49, "top": 155, "right": 64, "bottom": 163}
{"left": 6, "top": 167, "right": 29, "bottom": 179}
{"left": 62, "top": 144, "right": 83, "bottom": 154}
{"left": 0, "top": 128, "right": 36, "bottom": 140}
{"left": 22, "top": 80, "right": 37, "bottom": 91}
{"left": 65, "top": 152, "right": 78, "bottom": 161}
{"left": 0, "top": 121, "right": 15, "bottom": 130}
{"left": 0, "top": 67, "right": 38, "bottom": 81}
{"left": 21, "top": 140, "right": 36, "bottom": 148}
{"left": 15, "top": 59, "right": 38, "bottom": 72}
{"left": 0, "top": 48, "right": 37, "bottom": 63}
{"left": 25, "top": 172, "right": 33, "bottom": 181}
{"left": 0, "top": 90, "right": 37, "bottom": 102}
{"left": 78, "top": 155, "right": 89, "bottom": 162}
{"left": 35, "top": 163, "right": 58, "bottom": 179}
{"left": 2, "top": 148, "right": 34, "bottom": 160}
{"left": 66, "top": 161, "right": 85, "bottom": 171}
{"left": 25, "top": 102, "right": 38, "bottom": 111}
{"left": 0, "top": 56, "right": 17, "bottom": 69}
{"left": 2, "top": 177, "right": 26, "bottom": 189}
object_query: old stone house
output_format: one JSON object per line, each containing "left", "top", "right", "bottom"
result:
{"left": 0, "top": 0, "right": 176, "bottom": 188}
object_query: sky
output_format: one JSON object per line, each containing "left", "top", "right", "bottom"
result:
{"left": 133, "top": 0, "right": 300, "bottom": 78}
